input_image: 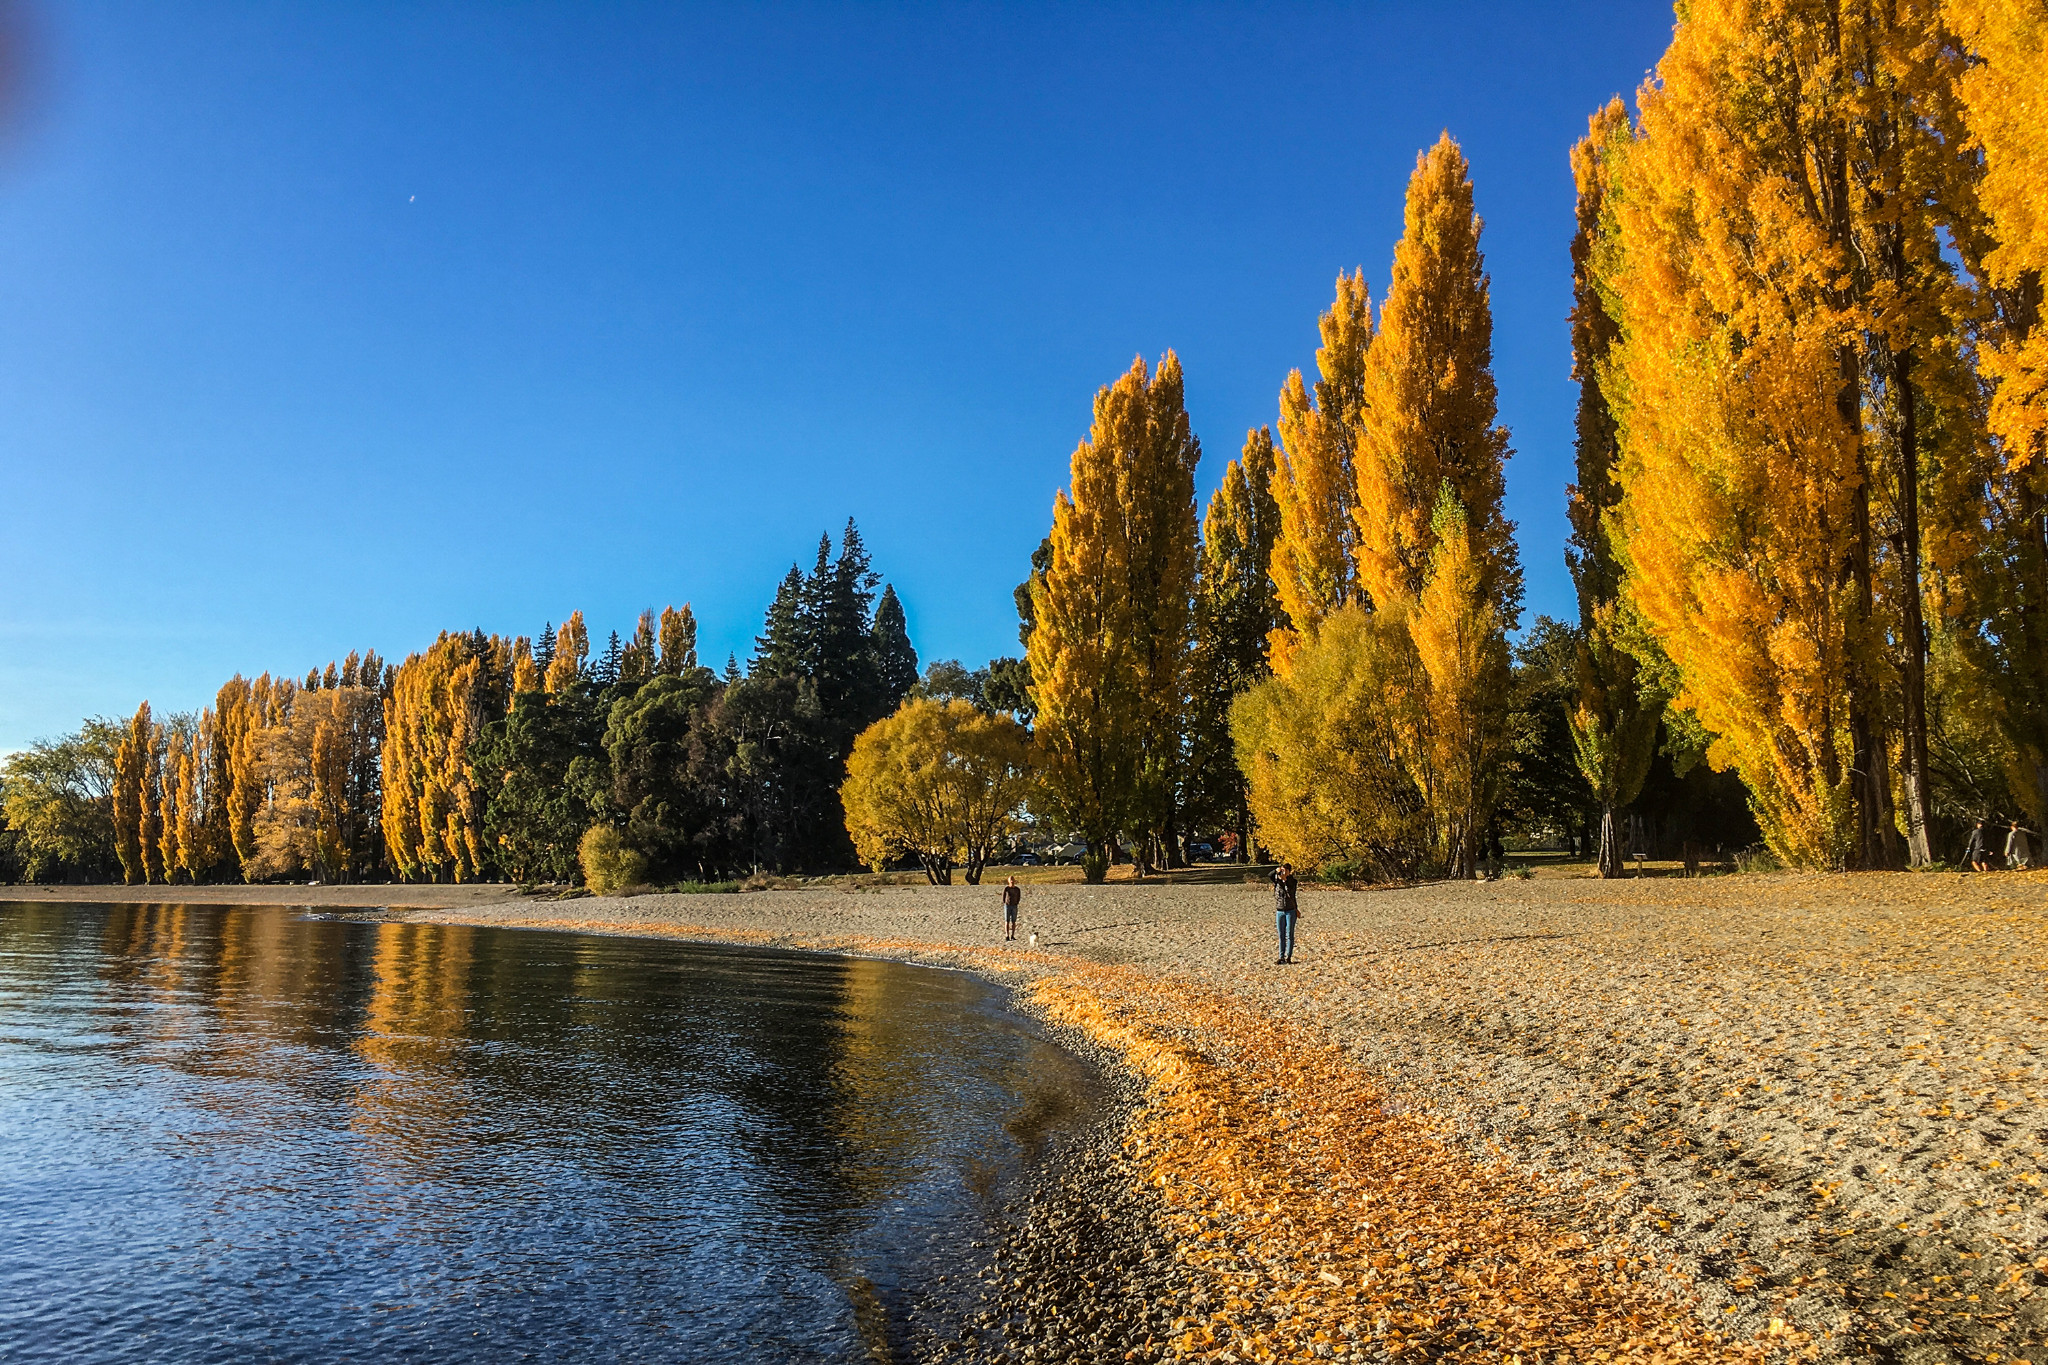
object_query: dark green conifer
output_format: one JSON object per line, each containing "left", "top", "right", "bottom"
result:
{"left": 871, "top": 586, "right": 919, "bottom": 707}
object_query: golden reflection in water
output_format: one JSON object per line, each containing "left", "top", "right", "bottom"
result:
{"left": 209, "top": 905, "right": 312, "bottom": 1039}
{"left": 831, "top": 955, "right": 970, "bottom": 1199}
{"left": 98, "top": 905, "right": 200, "bottom": 1053}
{"left": 349, "top": 921, "right": 478, "bottom": 1164}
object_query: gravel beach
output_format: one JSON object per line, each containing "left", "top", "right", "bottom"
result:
{"left": 397, "top": 869, "right": 2047, "bottom": 1362}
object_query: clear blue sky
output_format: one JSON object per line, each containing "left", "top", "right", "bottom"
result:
{"left": 0, "top": 1, "right": 1673, "bottom": 752}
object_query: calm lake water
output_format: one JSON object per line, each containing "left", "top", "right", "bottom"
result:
{"left": 0, "top": 902, "right": 1098, "bottom": 1363}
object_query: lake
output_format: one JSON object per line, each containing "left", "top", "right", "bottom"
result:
{"left": 0, "top": 902, "right": 1099, "bottom": 1362}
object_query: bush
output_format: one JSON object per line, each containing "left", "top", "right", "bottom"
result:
{"left": 1732, "top": 844, "right": 1781, "bottom": 874}
{"left": 578, "top": 824, "right": 648, "bottom": 895}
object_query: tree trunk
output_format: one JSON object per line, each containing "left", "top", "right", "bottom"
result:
{"left": 1894, "top": 350, "right": 1934, "bottom": 866}
{"left": 1163, "top": 811, "right": 1185, "bottom": 869}
{"left": 1597, "top": 805, "right": 1623, "bottom": 879}
{"left": 1082, "top": 843, "right": 1110, "bottom": 884}
{"left": 1842, "top": 341, "right": 1901, "bottom": 871}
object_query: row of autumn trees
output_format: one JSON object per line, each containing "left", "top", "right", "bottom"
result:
{"left": 1006, "top": 132, "right": 1527, "bottom": 883}
{"left": 849, "top": 0, "right": 2044, "bottom": 883}
{"left": 0, "top": 522, "right": 926, "bottom": 883}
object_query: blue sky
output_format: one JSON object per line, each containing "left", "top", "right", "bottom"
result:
{"left": 0, "top": 1, "right": 1672, "bottom": 751}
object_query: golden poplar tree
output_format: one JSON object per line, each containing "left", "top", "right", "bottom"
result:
{"left": 1120, "top": 353, "right": 1202, "bottom": 868}
{"left": 1028, "top": 360, "right": 1156, "bottom": 881}
{"left": 1268, "top": 271, "right": 1371, "bottom": 671}
{"left": 208, "top": 677, "right": 259, "bottom": 877}
{"left": 1354, "top": 134, "right": 1517, "bottom": 612}
{"left": 1351, "top": 134, "right": 1521, "bottom": 876}
{"left": 172, "top": 722, "right": 209, "bottom": 881}
{"left": 1603, "top": 0, "right": 1970, "bottom": 866}
{"left": 658, "top": 605, "right": 698, "bottom": 675}
{"left": 154, "top": 717, "right": 192, "bottom": 883}
{"left": 382, "top": 632, "right": 512, "bottom": 881}
{"left": 544, "top": 612, "right": 588, "bottom": 694}
{"left": 1566, "top": 99, "right": 1664, "bottom": 877}
{"left": 511, "top": 638, "right": 541, "bottom": 695}
{"left": 112, "top": 702, "right": 152, "bottom": 885}
{"left": 1408, "top": 490, "right": 1512, "bottom": 874}
{"left": 139, "top": 722, "right": 165, "bottom": 884}
{"left": 1947, "top": 0, "right": 2048, "bottom": 824}
{"left": 1190, "top": 427, "right": 1285, "bottom": 857}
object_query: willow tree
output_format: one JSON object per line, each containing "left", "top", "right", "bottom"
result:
{"left": 1353, "top": 134, "right": 1521, "bottom": 877}
{"left": 1188, "top": 428, "right": 1285, "bottom": 857}
{"left": 1232, "top": 603, "right": 1430, "bottom": 877}
{"left": 1603, "top": 0, "right": 1973, "bottom": 867}
{"left": 1269, "top": 271, "right": 1372, "bottom": 672}
{"left": 1567, "top": 99, "right": 1663, "bottom": 876}
{"left": 1029, "top": 355, "right": 1199, "bottom": 880}
{"left": 841, "top": 697, "right": 1034, "bottom": 885}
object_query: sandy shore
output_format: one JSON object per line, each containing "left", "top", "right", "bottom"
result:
{"left": 16, "top": 872, "right": 2045, "bottom": 1361}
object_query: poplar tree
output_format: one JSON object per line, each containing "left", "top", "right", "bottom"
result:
{"left": 512, "top": 638, "right": 541, "bottom": 695}
{"left": 1123, "top": 354, "right": 1202, "bottom": 867}
{"left": 544, "top": 612, "right": 589, "bottom": 695}
{"left": 1567, "top": 99, "right": 1664, "bottom": 877}
{"left": 1029, "top": 364, "right": 1145, "bottom": 880}
{"left": 209, "top": 677, "right": 256, "bottom": 877}
{"left": 1029, "top": 354, "right": 1199, "bottom": 879}
{"left": 1354, "top": 134, "right": 1521, "bottom": 876}
{"left": 657, "top": 605, "right": 699, "bottom": 675}
{"left": 112, "top": 702, "right": 152, "bottom": 884}
{"left": 1948, "top": 0, "right": 2048, "bottom": 826}
{"left": 1269, "top": 272, "right": 1371, "bottom": 670}
{"left": 1603, "top": 0, "right": 1970, "bottom": 867}
{"left": 1189, "top": 427, "right": 1285, "bottom": 858}
{"left": 383, "top": 632, "right": 513, "bottom": 881}
{"left": 1355, "top": 134, "right": 1518, "bottom": 613}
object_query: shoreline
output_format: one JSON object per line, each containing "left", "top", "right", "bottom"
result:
{"left": 9, "top": 875, "right": 2045, "bottom": 1361}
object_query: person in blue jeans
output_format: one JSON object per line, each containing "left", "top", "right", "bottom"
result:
{"left": 1272, "top": 863, "right": 1299, "bottom": 964}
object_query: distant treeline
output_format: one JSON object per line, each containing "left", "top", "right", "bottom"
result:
{"left": 0, "top": 523, "right": 950, "bottom": 885}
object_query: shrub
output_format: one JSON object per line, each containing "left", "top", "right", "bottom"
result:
{"left": 578, "top": 824, "right": 648, "bottom": 895}
{"left": 1732, "top": 844, "right": 1781, "bottom": 874}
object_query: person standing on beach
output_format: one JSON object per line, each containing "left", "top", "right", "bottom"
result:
{"left": 2007, "top": 821, "right": 2034, "bottom": 871}
{"left": 1002, "top": 876, "right": 1022, "bottom": 941}
{"left": 1964, "top": 820, "right": 1990, "bottom": 872}
{"left": 1272, "top": 863, "right": 1300, "bottom": 965}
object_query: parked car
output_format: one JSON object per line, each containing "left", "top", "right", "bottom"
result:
{"left": 1016, "top": 851, "right": 1041, "bottom": 865}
